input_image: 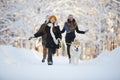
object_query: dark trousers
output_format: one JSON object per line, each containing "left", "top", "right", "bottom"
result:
{"left": 65, "top": 33, "right": 75, "bottom": 59}
{"left": 47, "top": 48, "right": 56, "bottom": 62}
{"left": 67, "top": 44, "right": 71, "bottom": 59}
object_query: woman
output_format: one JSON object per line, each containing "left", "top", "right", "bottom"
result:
{"left": 61, "top": 14, "right": 88, "bottom": 63}
{"left": 29, "top": 15, "right": 49, "bottom": 63}
{"left": 29, "top": 15, "right": 62, "bottom": 65}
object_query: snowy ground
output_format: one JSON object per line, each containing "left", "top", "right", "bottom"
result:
{"left": 0, "top": 45, "right": 120, "bottom": 80}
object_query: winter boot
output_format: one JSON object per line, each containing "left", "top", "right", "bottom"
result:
{"left": 42, "top": 58, "right": 45, "bottom": 63}
{"left": 48, "top": 61, "right": 53, "bottom": 65}
{"left": 42, "top": 54, "right": 46, "bottom": 63}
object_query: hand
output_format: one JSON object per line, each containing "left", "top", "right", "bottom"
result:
{"left": 58, "top": 38, "right": 61, "bottom": 48}
{"left": 28, "top": 37, "right": 33, "bottom": 40}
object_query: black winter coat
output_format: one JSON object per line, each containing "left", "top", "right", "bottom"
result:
{"left": 34, "top": 23, "right": 62, "bottom": 48}
{"left": 35, "top": 22, "right": 47, "bottom": 46}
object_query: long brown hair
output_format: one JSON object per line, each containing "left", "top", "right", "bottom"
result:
{"left": 67, "top": 19, "right": 77, "bottom": 30}
{"left": 52, "top": 23, "right": 57, "bottom": 33}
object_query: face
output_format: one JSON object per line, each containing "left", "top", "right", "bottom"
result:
{"left": 50, "top": 18, "right": 56, "bottom": 23}
{"left": 72, "top": 40, "right": 80, "bottom": 52}
{"left": 68, "top": 15, "right": 74, "bottom": 21}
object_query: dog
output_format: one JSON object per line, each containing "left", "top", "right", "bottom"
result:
{"left": 70, "top": 39, "right": 81, "bottom": 64}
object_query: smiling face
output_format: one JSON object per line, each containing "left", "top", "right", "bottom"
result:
{"left": 50, "top": 18, "right": 56, "bottom": 23}
{"left": 49, "top": 15, "right": 57, "bottom": 23}
{"left": 68, "top": 15, "right": 74, "bottom": 21}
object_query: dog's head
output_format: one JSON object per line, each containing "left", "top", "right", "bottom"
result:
{"left": 71, "top": 39, "right": 80, "bottom": 52}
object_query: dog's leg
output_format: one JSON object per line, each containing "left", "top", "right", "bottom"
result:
{"left": 74, "top": 56, "right": 79, "bottom": 65}
{"left": 76, "top": 57, "right": 79, "bottom": 65}
{"left": 71, "top": 57, "right": 73, "bottom": 64}
{"left": 73, "top": 56, "right": 75, "bottom": 64}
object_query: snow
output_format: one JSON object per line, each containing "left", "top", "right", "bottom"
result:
{"left": 0, "top": 45, "right": 120, "bottom": 80}
{"left": 0, "top": 0, "right": 120, "bottom": 61}
{"left": 0, "top": 0, "right": 120, "bottom": 80}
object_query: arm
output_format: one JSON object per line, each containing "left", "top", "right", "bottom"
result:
{"left": 61, "top": 23, "right": 67, "bottom": 33}
{"left": 57, "top": 26, "right": 62, "bottom": 39}
{"left": 57, "top": 26, "right": 62, "bottom": 48}
{"left": 34, "top": 24, "right": 46, "bottom": 37}
{"left": 76, "top": 25, "right": 86, "bottom": 34}
{"left": 29, "top": 24, "right": 46, "bottom": 40}
{"left": 61, "top": 27, "right": 65, "bottom": 34}
{"left": 34, "top": 30, "right": 45, "bottom": 38}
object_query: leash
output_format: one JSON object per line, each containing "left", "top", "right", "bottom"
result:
{"left": 66, "top": 42, "right": 71, "bottom": 46}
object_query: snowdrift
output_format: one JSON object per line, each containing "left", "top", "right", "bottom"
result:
{"left": 83, "top": 47, "right": 120, "bottom": 65}
{"left": 0, "top": 45, "right": 120, "bottom": 80}
{"left": 0, "top": 45, "right": 40, "bottom": 65}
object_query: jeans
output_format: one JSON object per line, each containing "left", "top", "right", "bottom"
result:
{"left": 47, "top": 48, "right": 56, "bottom": 62}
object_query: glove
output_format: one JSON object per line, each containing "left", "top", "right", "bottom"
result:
{"left": 28, "top": 37, "right": 33, "bottom": 40}
{"left": 58, "top": 38, "right": 62, "bottom": 48}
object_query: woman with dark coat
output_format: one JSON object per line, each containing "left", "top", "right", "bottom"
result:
{"left": 35, "top": 21, "right": 48, "bottom": 63}
{"left": 29, "top": 15, "right": 49, "bottom": 63}
{"left": 61, "top": 14, "right": 88, "bottom": 63}
{"left": 29, "top": 15, "right": 62, "bottom": 65}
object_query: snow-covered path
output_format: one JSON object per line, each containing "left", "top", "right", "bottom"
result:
{"left": 0, "top": 45, "right": 120, "bottom": 80}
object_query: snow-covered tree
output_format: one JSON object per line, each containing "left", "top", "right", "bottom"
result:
{"left": 0, "top": 0, "right": 119, "bottom": 59}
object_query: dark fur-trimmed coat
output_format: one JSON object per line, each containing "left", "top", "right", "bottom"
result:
{"left": 34, "top": 23, "right": 62, "bottom": 48}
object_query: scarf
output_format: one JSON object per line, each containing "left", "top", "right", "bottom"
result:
{"left": 48, "top": 23, "right": 60, "bottom": 45}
